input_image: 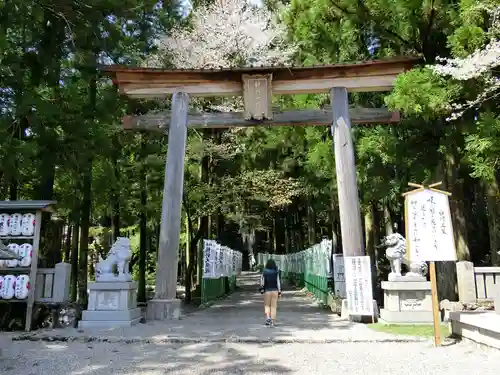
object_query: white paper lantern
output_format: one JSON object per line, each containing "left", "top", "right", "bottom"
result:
{"left": 21, "top": 213, "right": 35, "bottom": 236}
{"left": 14, "top": 275, "right": 30, "bottom": 299}
{"left": 9, "top": 213, "right": 22, "bottom": 236}
{"left": 0, "top": 275, "right": 16, "bottom": 299}
{"left": 0, "top": 214, "right": 9, "bottom": 236}
{"left": 18, "top": 243, "right": 33, "bottom": 267}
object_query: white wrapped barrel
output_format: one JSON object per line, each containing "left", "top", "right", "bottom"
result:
{"left": 0, "top": 275, "right": 16, "bottom": 299}
{"left": 14, "top": 275, "right": 29, "bottom": 299}
{"left": 21, "top": 213, "right": 35, "bottom": 236}
{"left": 18, "top": 243, "right": 32, "bottom": 267}
{"left": 0, "top": 213, "right": 9, "bottom": 236}
{"left": 9, "top": 213, "right": 22, "bottom": 236}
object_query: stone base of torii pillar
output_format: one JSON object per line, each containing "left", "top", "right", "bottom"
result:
{"left": 146, "top": 299, "right": 181, "bottom": 320}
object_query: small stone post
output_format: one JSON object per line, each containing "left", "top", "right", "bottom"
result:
{"left": 456, "top": 261, "right": 476, "bottom": 304}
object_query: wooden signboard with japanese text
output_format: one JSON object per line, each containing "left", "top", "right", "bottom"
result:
{"left": 403, "top": 182, "right": 456, "bottom": 347}
{"left": 405, "top": 188, "right": 456, "bottom": 263}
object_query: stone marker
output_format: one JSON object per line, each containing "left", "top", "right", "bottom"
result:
{"left": 456, "top": 261, "right": 477, "bottom": 304}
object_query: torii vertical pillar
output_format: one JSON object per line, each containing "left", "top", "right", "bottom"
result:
{"left": 331, "top": 87, "right": 364, "bottom": 257}
{"left": 147, "top": 92, "right": 189, "bottom": 321}
{"left": 331, "top": 87, "right": 375, "bottom": 322}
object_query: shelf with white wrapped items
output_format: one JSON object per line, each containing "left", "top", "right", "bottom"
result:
{"left": 0, "top": 200, "right": 56, "bottom": 331}
{"left": 0, "top": 236, "right": 34, "bottom": 240}
{"left": 0, "top": 267, "right": 31, "bottom": 273}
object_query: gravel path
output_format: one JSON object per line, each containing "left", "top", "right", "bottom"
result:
{"left": 11, "top": 273, "right": 427, "bottom": 344}
{"left": 1, "top": 339, "right": 499, "bottom": 375}
{"left": 3, "top": 272, "right": 497, "bottom": 374}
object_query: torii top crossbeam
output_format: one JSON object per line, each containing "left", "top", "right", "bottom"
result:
{"left": 102, "top": 57, "right": 420, "bottom": 98}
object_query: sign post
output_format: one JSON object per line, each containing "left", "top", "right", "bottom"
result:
{"left": 403, "top": 181, "right": 456, "bottom": 347}
{"left": 344, "top": 255, "right": 374, "bottom": 321}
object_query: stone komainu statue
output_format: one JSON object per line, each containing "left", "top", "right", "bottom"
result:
{"left": 378, "top": 233, "right": 428, "bottom": 281}
{"left": 95, "top": 237, "right": 132, "bottom": 282}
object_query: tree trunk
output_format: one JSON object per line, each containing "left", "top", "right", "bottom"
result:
{"left": 307, "top": 201, "right": 316, "bottom": 246}
{"left": 70, "top": 217, "right": 80, "bottom": 302}
{"left": 64, "top": 223, "right": 72, "bottom": 263}
{"left": 364, "top": 202, "right": 381, "bottom": 303}
{"left": 432, "top": 149, "right": 468, "bottom": 301}
{"left": 330, "top": 192, "right": 342, "bottom": 252}
{"left": 77, "top": 68, "right": 97, "bottom": 305}
{"left": 284, "top": 209, "right": 291, "bottom": 253}
{"left": 78, "top": 158, "right": 92, "bottom": 305}
{"left": 485, "top": 179, "right": 500, "bottom": 265}
{"left": 138, "top": 134, "right": 148, "bottom": 303}
{"left": 8, "top": 175, "right": 18, "bottom": 201}
{"left": 296, "top": 207, "right": 305, "bottom": 250}
{"left": 111, "top": 136, "right": 121, "bottom": 241}
{"left": 382, "top": 202, "right": 394, "bottom": 236}
{"left": 197, "top": 152, "right": 210, "bottom": 284}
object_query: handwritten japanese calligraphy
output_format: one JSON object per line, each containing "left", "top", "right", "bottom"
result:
{"left": 406, "top": 189, "right": 456, "bottom": 262}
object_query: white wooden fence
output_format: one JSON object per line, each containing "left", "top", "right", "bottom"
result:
{"left": 34, "top": 262, "right": 71, "bottom": 303}
{"left": 456, "top": 261, "right": 500, "bottom": 303}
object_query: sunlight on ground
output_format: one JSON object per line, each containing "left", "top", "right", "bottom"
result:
{"left": 368, "top": 323, "right": 451, "bottom": 337}
{"left": 71, "top": 365, "right": 109, "bottom": 375}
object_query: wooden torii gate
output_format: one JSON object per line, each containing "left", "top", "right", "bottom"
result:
{"left": 103, "top": 57, "right": 418, "bottom": 320}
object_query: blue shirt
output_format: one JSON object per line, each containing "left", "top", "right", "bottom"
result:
{"left": 261, "top": 268, "right": 281, "bottom": 292}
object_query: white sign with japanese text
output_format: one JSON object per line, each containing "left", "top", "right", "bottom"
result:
{"left": 332, "top": 254, "right": 346, "bottom": 298}
{"left": 406, "top": 189, "right": 456, "bottom": 262}
{"left": 202, "top": 240, "right": 216, "bottom": 278}
{"left": 344, "top": 256, "right": 374, "bottom": 316}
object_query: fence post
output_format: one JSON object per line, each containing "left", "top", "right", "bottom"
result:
{"left": 456, "top": 261, "right": 476, "bottom": 303}
{"left": 53, "top": 262, "right": 71, "bottom": 303}
{"left": 495, "top": 284, "right": 500, "bottom": 314}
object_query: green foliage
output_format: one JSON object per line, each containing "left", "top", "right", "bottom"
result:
{"left": 386, "top": 68, "right": 462, "bottom": 120}
{"left": 1, "top": 0, "right": 500, "bottom": 300}
{"left": 465, "top": 113, "right": 500, "bottom": 182}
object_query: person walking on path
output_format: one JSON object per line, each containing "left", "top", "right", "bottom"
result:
{"left": 260, "top": 259, "right": 282, "bottom": 326}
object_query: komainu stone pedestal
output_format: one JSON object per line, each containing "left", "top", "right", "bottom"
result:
{"left": 79, "top": 281, "right": 142, "bottom": 328}
{"left": 379, "top": 281, "right": 433, "bottom": 324}
{"left": 146, "top": 298, "right": 181, "bottom": 321}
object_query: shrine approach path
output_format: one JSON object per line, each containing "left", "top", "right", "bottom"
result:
{"left": 2, "top": 272, "right": 500, "bottom": 374}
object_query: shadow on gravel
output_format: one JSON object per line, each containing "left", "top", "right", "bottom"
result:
{"left": 1, "top": 340, "right": 293, "bottom": 375}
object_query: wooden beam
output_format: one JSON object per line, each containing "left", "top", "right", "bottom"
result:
{"left": 103, "top": 57, "right": 421, "bottom": 98}
{"left": 121, "top": 75, "right": 397, "bottom": 98}
{"left": 155, "top": 91, "right": 189, "bottom": 302}
{"left": 331, "top": 87, "right": 365, "bottom": 258}
{"left": 122, "top": 108, "right": 400, "bottom": 131}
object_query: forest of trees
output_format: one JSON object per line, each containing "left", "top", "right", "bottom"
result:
{"left": 0, "top": 0, "right": 499, "bottom": 306}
